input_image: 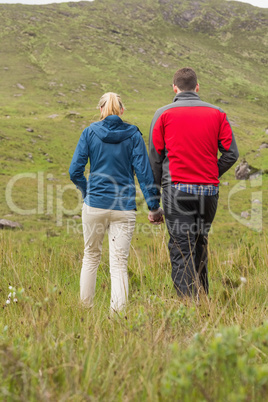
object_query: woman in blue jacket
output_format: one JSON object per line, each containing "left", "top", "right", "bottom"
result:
{"left": 69, "top": 92, "right": 162, "bottom": 312}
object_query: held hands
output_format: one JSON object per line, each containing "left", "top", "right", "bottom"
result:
{"left": 148, "top": 207, "right": 164, "bottom": 225}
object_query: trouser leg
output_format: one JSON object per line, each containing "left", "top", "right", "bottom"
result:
{"left": 162, "top": 187, "right": 218, "bottom": 297}
{"left": 163, "top": 188, "right": 200, "bottom": 297}
{"left": 167, "top": 224, "right": 198, "bottom": 297}
{"left": 80, "top": 205, "right": 109, "bottom": 306}
{"left": 195, "top": 233, "right": 209, "bottom": 293}
{"left": 195, "top": 194, "right": 218, "bottom": 294}
{"left": 108, "top": 210, "right": 136, "bottom": 312}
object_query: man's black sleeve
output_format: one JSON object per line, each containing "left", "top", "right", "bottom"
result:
{"left": 218, "top": 115, "right": 239, "bottom": 178}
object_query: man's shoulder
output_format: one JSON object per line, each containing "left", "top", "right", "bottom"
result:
{"left": 155, "top": 102, "right": 177, "bottom": 116}
{"left": 194, "top": 100, "right": 224, "bottom": 113}
{"left": 152, "top": 102, "right": 178, "bottom": 123}
{"left": 154, "top": 99, "right": 225, "bottom": 117}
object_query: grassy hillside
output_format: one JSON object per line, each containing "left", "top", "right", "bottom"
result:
{"left": 0, "top": 0, "right": 268, "bottom": 400}
{"left": 0, "top": 0, "right": 267, "bottom": 240}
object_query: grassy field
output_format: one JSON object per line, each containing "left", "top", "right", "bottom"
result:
{"left": 1, "top": 231, "right": 268, "bottom": 400}
{"left": 0, "top": 0, "right": 268, "bottom": 400}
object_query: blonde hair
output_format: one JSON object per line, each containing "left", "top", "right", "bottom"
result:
{"left": 98, "top": 92, "right": 124, "bottom": 120}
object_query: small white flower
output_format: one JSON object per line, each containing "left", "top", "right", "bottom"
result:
{"left": 6, "top": 300, "right": 11, "bottom": 304}
{"left": 9, "top": 286, "right": 13, "bottom": 290}
{"left": 8, "top": 293, "right": 12, "bottom": 298}
{"left": 13, "top": 298, "right": 18, "bottom": 303}
{"left": 240, "top": 277, "right": 247, "bottom": 284}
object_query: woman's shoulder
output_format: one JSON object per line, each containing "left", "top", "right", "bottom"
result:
{"left": 130, "top": 125, "right": 143, "bottom": 140}
{"left": 82, "top": 121, "right": 103, "bottom": 135}
{"left": 122, "top": 121, "right": 142, "bottom": 137}
{"left": 80, "top": 125, "right": 96, "bottom": 145}
{"left": 123, "top": 120, "right": 139, "bottom": 130}
{"left": 88, "top": 120, "right": 102, "bottom": 130}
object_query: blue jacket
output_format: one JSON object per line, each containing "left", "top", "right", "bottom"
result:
{"left": 69, "top": 115, "right": 160, "bottom": 211}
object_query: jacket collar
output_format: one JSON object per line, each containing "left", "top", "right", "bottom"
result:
{"left": 103, "top": 114, "right": 123, "bottom": 129}
{"left": 102, "top": 114, "right": 123, "bottom": 130}
{"left": 173, "top": 91, "right": 200, "bottom": 102}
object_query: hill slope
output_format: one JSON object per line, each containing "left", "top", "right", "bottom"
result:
{"left": 0, "top": 0, "right": 267, "bottom": 238}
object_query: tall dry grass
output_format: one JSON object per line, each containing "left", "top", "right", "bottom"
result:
{"left": 0, "top": 230, "right": 267, "bottom": 401}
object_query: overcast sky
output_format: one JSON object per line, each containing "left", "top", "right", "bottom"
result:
{"left": 0, "top": 0, "right": 267, "bottom": 7}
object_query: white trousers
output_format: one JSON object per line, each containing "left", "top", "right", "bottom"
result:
{"left": 80, "top": 204, "right": 136, "bottom": 312}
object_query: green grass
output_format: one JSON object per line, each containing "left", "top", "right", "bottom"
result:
{"left": 0, "top": 0, "right": 268, "bottom": 399}
{"left": 1, "top": 232, "right": 268, "bottom": 401}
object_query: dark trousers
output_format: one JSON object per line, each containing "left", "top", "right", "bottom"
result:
{"left": 162, "top": 187, "right": 218, "bottom": 297}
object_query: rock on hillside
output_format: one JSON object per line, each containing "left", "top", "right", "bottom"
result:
{"left": 0, "top": 219, "right": 22, "bottom": 229}
{"left": 235, "top": 161, "right": 251, "bottom": 180}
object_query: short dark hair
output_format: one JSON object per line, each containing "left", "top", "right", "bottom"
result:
{"left": 173, "top": 67, "right": 197, "bottom": 91}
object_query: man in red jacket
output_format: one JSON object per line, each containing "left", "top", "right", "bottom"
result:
{"left": 148, "top": 67, "right": 239, "bottom": 298}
